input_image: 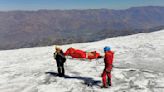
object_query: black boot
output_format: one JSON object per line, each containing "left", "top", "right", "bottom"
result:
{"left": 101, "top": 85, "right": 108, "bottom": 88}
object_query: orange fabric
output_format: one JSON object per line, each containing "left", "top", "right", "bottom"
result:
{"left": 87, "top": 51, "right": 100, "bottom": 59}
{"left": 64, "top": 48, "right": 86, "bottom": 58}
{"left": 65, "top": 48, "right": 101, "bottom": 60}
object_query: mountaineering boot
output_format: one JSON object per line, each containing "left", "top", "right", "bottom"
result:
{"left": 101, "top": 85, "right": 108, "bottom": 88}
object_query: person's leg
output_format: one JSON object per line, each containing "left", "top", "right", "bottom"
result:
{"left": 102, "top": 70, "right": 107, "bottom": 87}
{"left": 57, "top": 67, "right": 61, "bottom": 76}
{"left": 58, "top": 62, "right": 64, "bottom": 77}
{"left": 61, "top": 63, "right": 65, "bottom": 76}
{"left": 107, "top": 73, "right": 111, "bottom": 86}
{"left": 57, "top": 62, "right": 61, "bottom": 76}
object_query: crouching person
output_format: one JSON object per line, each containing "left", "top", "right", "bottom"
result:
{"left": 101, "top": 46, "right": 114, "bottom": 88}
{"left": 54, "top": 46, "right": 66, "bottom": 77}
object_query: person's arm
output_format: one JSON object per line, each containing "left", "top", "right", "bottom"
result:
{"left": 53, "top": 52, "right": 57, "bottom": 59}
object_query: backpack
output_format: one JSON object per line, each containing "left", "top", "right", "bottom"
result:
{"left": 62, "top": 57, "right": 66, "bottom": 63}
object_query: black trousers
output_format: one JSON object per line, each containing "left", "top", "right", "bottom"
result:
{"left": 57, "top": 62, "right": 65, "bottom": 76}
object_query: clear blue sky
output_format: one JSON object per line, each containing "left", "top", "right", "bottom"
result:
{"left": 0, "top": 0, "right": 164, "bottom": 11}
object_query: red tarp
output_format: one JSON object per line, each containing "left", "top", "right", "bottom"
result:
{"left": 64, "top": 47, "right": 101, "bottom": 60}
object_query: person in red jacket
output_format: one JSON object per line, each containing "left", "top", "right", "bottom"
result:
{"left": 101, "top": 46, "right": 114, "bottom": 88}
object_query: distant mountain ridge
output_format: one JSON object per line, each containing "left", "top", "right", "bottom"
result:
{"left": 0, "top": 6, "right": 164, "bottom": 50}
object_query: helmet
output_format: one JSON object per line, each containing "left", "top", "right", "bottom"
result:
{"left": 104, "top": 46, "right": 111, "bottom": 52}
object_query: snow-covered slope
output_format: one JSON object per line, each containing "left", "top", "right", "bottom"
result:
{"left": 0, "top": 30, "right": 164, "bottom": 92}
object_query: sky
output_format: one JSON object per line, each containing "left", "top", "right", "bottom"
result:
{"left": 0, "top": 0, "right": 164, "bottom": 11}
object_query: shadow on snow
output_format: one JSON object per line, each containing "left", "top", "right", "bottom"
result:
{"left": 45, "top": 72, "right": 101, "bottom": 87}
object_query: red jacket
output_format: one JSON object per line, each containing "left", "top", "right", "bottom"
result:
{"left": 104, "top": 51, "right": 114, "bottom": 72}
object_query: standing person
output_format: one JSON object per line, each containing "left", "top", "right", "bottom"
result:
{"left": 54, "top": 46, "right": 66, "bottom": 77}
{"left": 101, "top": 46, "right": 114, "bottom": 88}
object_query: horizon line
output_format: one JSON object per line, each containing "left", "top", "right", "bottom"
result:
{"left": 0, "top": 5, "right": 164, "bottom": 12}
